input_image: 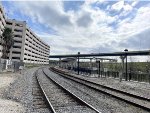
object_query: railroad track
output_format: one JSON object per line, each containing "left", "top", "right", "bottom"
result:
{"left": 36, "top": 68, "right": 100, "bottom": 113}
{"left": 50, "top": 67, "right": 150, "bottom": 111}
{"left": 32, "top": 70, "right": 51, "bottom": 111}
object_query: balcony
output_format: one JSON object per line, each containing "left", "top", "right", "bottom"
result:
{"left": 12, "top": 48, "right": 21, "bottom": 52}
{"left": 14, "top": 37, "right": 22, "bottom": 41}
{"left": 12, "top": 53, "right": 21, "bottom": 57}
{"left": 14, "top": 43, "right": 22, "bottom": 47}
{"left": 14, "top": 31, "right": 23, "bottom": 36}
{"left": 14, "top": 26, "right": 23, "bottom": 30}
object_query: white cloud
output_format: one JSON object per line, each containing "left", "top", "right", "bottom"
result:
{"left": 15, "top": 1, "right": 72, "bottom": 29}
{"left": 6, "top": 1, "right": 150, "bottom": 55}
{"left": 117, "top": 5, "right": 150, "bottom": 38}
{"left": 123, "top": 4, "right": 133, "bottom": 11}
{"left": 131, "top": 1, "right": 139, "bottom": 7}
{"left": 111, "top": 0, "right": 124, "bottom": 11}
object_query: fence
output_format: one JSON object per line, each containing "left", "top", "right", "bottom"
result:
{"left": 68, "top": 66, "right": 150, "bottom": 83}
{"left": 0, "top": 59, "right": 24, "bottom": 72}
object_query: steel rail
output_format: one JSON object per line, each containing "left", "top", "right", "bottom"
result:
{"left": 50, "top": 67, "right": 150, "bottom": 111}
{"left": 36, "top": 71, "right": 57, "bottom": 113}
{"left": 42, "top": 69, "right": 101, "bottom": 113}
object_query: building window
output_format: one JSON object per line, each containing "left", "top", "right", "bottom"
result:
{"left": 14, "top": 35, "right": 22, "bottom": 38}
{"left": 6, "top": 22, "right": 12, "bottom": 25}
{"left": 14, "top": 40, "right": 22, "bottom": 43}
{"left": 12, "top": 57, "right": 20, "bottom": 59}
{"left": 12, "top": 51, "right": 21, "bottom": 54}
{"left": 14, "top": 29, "right": 23, "bottom": 32}
{"left": 2, "top": 21, "right": 4, "bottom": 26}
{"left": 26, "top": 29, "right": 29, "bottom": 32}
{"left": 29, "top": 41, "right": 32, "bottom": 43}
{"left": 25, "top": 43, "right": 28, "bottom": 46}
{"left": 15, "top": 23, "right": 23, "bottom": 27}
{"left": 13, "top": 46, "right": 21, "bottom": 49}
{"left": 26, "top": 33, "right": 29, "bottom": 37}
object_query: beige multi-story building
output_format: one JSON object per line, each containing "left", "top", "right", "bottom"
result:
{"left": 0, "top": 3, "right": 6, "bottom": 57}
{"left": 6, "top": 19, "right": 50, "bottom": 64}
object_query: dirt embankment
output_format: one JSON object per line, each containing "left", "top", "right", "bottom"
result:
{"left": 0, "top": 73, "right": 24, "bottom": 113}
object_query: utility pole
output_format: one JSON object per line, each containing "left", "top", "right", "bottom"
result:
{"left": 59, "top": 58, "right": 61, "bottom": 67}
{"left": 120, "top": 56, "right": 126, "bottom": 82}
{"left": 124, "top": 49, "right": 128, "bottom": 81}
{"left": 77, "top": 52, "right": 80, "bottom": 75}
{"left": 98, "top": 60, "right": 100, "bottom": 77}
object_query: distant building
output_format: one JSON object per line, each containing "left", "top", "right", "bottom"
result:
{"left": 0, "top": 4, "right": 6, "bottom": 57}
{"left": 6, "top": 19, "right": 50, "bottom": 64}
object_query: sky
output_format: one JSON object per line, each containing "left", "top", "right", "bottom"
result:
{"left": 1, "top": 0, "right": 150, "bottom": 56}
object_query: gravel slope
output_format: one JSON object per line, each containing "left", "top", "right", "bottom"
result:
{"left": 1, "top": 67, "right": 50, "bottom": 113}
{"left": 0, "top": 72, "right": 24, "bottom": 113}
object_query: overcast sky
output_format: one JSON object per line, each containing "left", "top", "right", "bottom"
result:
{"left": 2, "top": 0, "right": 150, "bottom": 55}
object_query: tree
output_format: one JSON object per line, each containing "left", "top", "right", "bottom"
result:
{"left": 1, "top": 27, "right": 14, "bottom": 59}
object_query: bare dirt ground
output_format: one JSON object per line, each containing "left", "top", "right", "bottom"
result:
{"left": 0, "top": 72, "right": 24, "bottom": 113}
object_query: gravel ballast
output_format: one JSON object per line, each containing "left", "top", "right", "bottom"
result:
{"left": 37, "top": 69, "right": 96, "bottom": 113}
{"left": 1, "top": 67, "right": 50, "bottom": 113}
{"left": 57, "top": 68, "right": 150, "bottom": 99}
{"left": 1, "top": 66, "right": 149, "bottom": 113}
{"left": 44, "top": 67, "right": 150, "bottom": 113}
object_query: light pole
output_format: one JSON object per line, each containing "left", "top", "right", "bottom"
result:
{"left": 59, "top": 58, "right": 61, "bottom": 67}
{"left": 120, "top": 56, "right": 125, "bottom": 82}
{"left": 124, "top": 49, "right": 128, "bottom": 81}
{"left": 97, "top": 60, "right": 100, "bottom": 77}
